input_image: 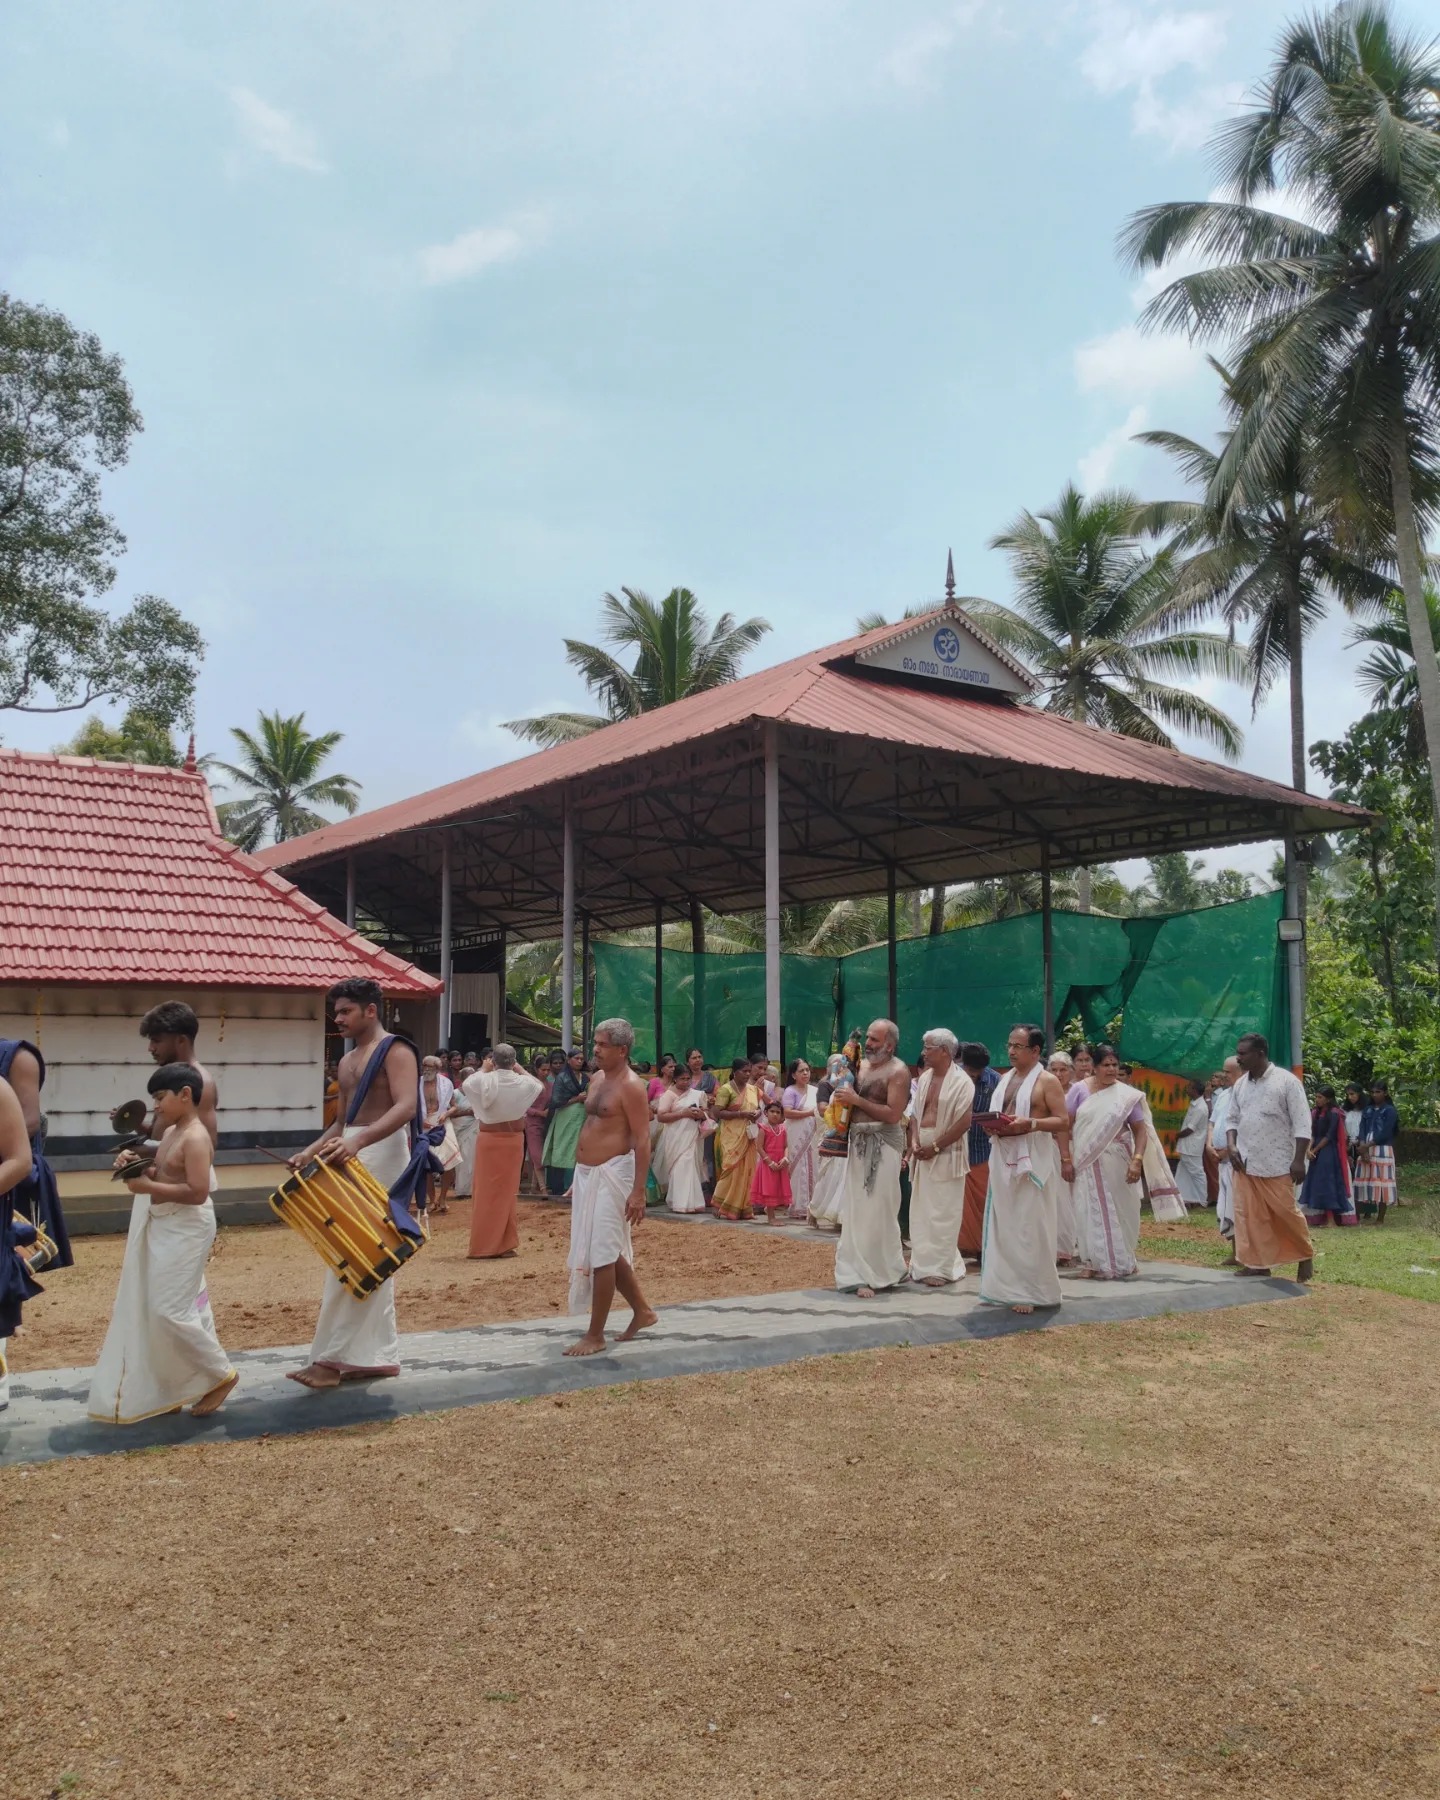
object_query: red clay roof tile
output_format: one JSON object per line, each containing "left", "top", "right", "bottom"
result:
{"left": 0, "top": 751, "right": 440, "bottom": 994}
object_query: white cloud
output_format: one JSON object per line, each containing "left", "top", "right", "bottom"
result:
{"left": 1077, "top": 403, "right": 1148, "bottom": 490}
{"left": 1075, "top": 323, "right": 1206, "bottom": 398}
{"left": 229, "top": 86, "right": 328, "bottom": 173}
{"left": 1078, "top": 5, "right": 1224, "bottom": 95}
{"left": 1076, "top": 5, "right": 1230, "bottom": 151}
{"left": 880, "top": 5, "right": 983, "bottom": 90}
{"left": 454, "top": 711, "right": 545, "bottom": 765}
{"left": 418, "top": 211, "right": 550, "bottom": 285}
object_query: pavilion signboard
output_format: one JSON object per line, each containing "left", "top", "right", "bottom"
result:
{"left": 851, "top": 608, "right": 1037, "bottom": 699}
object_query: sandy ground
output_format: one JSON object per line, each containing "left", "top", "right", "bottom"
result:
{"left": 3, "top": 1283, "right": 1437, "bottom": 1800}
{"left": 10, "top": 1200, "right": 838, "bottom": 1369}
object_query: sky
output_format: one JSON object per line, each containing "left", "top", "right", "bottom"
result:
{"left": 1, "top": 0, "right": 1383, "bottom": 885}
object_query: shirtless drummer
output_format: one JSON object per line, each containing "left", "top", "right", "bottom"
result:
{"left": 564, "top": 1017, "right": 658, "bottom": 1357}
{"left": 285, "top": 978, "right": 420, "bottom": 1389}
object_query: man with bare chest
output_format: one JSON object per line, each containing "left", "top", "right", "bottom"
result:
{"left": 564, "top": 1018, "right": 658, "bottom": 1356}
{"left": 139, "top": 1002, "right": 221, "bottom": 1149}
{"left": 835, "top": 1019, "right": 912, "bottom": 1296}
{"left": 286, "top": 978, "right": 420, "bottom": 1388}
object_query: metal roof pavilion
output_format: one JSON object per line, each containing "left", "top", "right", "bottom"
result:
{"left": 257, "top": 604, "right": 1364, "bottom": 1053}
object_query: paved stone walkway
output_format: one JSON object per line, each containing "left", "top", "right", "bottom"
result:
{"left": 0, "top": 1262, "right": 1304, "bottom": 1468}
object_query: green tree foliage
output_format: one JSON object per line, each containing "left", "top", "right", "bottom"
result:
{"left": 56, "top": 708, "right": 183, "bottom": 767}
{"left": 0, "top": 293, "right": 203, "bottom": 723}
{"left": 1123, "top": 0, "right": 1440, "bottom": 985}
{"left": 503, "top": 586, "right": 771, "bottom": 748}
{"left": 209, "top": 711, "right": 361, "bottom": 851}
{"left": 1347, "top": 585, "right": 1440, "bottom": 759}
{"left": 966, "top": 485, "right": 1246, "bottom": 910}
{"left": 968, "top": 485, "right": 1248, "bottom": 754}
{"left": 1312, "top": 710, "right": 1435, "bottom": 1016}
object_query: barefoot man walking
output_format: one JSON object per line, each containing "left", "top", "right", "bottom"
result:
{"left": 835, "top": 1019, "right": 912, "bottom": 1298}
{"left": 565, "top": 1018, "right": 658, "bottom": 1357}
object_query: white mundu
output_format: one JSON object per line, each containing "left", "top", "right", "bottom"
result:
{"left": 307, "top": 1125, "right": 410, "bottom": 1375}
{"left": 908, "top": 1063, "right": 974, "bottom": 1284}
{"left": 979, "top": 1064, "right": 1062, "bottom": 1309}
{"left": 89, "top": 1192, "right": 233, "bottom": 1424}
{"left": 654, "top": 1094, "right": 706, "bottom": 1214}
{"left": 568, "top": 1152, "right": 636, "bottom": 1313}
{"left": 835, "top": 1119, "right": 908, "bottom": 1292}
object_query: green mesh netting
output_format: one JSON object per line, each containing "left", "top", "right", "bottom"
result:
{"left": 1117, "top": 890, "right": 1290, "bottom": 1074}
{"left": 590, "top": 894, "right": 1288, "bottom": 1072}
{"left": 590, "top": 945, "right": 837, "bottom": 1066}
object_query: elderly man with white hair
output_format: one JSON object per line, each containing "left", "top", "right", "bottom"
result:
{"left": 834, "top": 1019, "right": 912, "bottom": 1297}
{"left": 908, "top": 1028, "right": 975, "bottom": 1286}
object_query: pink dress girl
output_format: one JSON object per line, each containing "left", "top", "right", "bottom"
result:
{"left": 750, "top": 1114, "right": 792, "bottom": 1218}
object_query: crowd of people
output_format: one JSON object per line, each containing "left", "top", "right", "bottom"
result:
{"left": 0, "top": 983, "right": 1411, "bottom": 1411}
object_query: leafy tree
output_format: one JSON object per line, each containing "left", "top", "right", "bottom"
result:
{"left": 1312, "top": 708, "right": 1435, "bottom": 1016}
{"left": 504, "top": 587, "right": 770, "bottom": 748}
{"left": 0, "top": 293, "right": 204, "bottom": 723}
{"left": 1136, "top": 362, "right": 1393, "bottom": 959}
{"left": 1348, "top": 584, "right": 1440, "bottom": 758}
{"left": 507, "top": 585, "right": 770, "bottom": 956}
{"left": 1208, "top": 868, "right": 1257, "bottom": 905}
{"left": 56, "top": 708, "right": 183, "bottom": 767}
{"left": 209, "top": 711, "right": 361, "bottom": 851}
{"left": 1123, "top": 1, "right": 1440, "bottom": 985}
{"left": 965, "top": 484, "right": 1246, "bottom": 908}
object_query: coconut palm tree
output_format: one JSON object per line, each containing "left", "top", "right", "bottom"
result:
{"left": 1122, "top": 0, "right": 1440, "bottom": 982}
{"left": 506, "top": 586, "right": 770, "bottom": 955}
{"left": 964, "top": 484, "right": 1246, "bottom": 908}
{"left": 503, "top": 587, "right": 770, "bottom": 748}
{"left": 210, "top": 710, "right": 360, "bottom": 851}
{"left": 1136, "top": 366, "right": 1394, "bottom": 793}
{"left": 1349, "top": 585, "right": 1440, "bottom": 757}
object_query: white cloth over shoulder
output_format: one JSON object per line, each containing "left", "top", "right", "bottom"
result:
{"left": 88, "top": 1193, "right": 231, "bottom": 1424}
{"left": 654, "top": 1096, "right": 706, "bottom": 1213}
{"left": 979, "top": 1063, "right": 1061, "bottom": 1309}
{"left": 568, "top": 1152, "right": 636, "bottom": 1313}
{"left": 463, "top": 1065, "right": 543, "bottom": 1124}
{"left": 835, "top": 1123, "right": 907, "bottom": 1292}
{"left": 908, "top": 1064, "right": 973, "bottom": 1284}
{"left": 308, "top": 1125, "right": 410, "bottom": 1375}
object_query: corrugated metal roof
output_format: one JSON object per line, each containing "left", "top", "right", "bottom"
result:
{"left": 0, "top": 751, "right": 441, "bottom": 992}
{"left": 257, "top": 604, "right": 1361, "bottom": 874}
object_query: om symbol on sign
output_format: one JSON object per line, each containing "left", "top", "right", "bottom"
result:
{"left": 932, "top": 627, "right": 961, "bottom": 664}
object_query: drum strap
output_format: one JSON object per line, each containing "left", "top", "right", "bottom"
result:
{"left": 346, "top": 1034, "right": 439, "bottom": 1238}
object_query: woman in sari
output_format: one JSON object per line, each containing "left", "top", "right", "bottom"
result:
{"left": 782, "top": 1058, "right": 819, "bottom": 1221}
{"left": 711, "top": 1056, "right": 760, "bottom": 1220}
{"left": 522, "top": 1052, "right": 555, "bottom": 1194}
{"left": 686, "top": 1048, "right": 718, "bottom": 1194}
{"left": 654, "top": 1063, "right": 708, "bottom": 1213}
{"left": 1067, "top": 1044, "right": 1149, "bottom": 1279}
{"left": 542, "top": 1047, "right": 588, "bottom": 1198}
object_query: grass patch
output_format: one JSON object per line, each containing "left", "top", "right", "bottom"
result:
{"left": 1140, "top": 1190, "right": 1440, "bottom": 1304}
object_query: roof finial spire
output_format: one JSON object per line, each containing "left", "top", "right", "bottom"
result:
{"left": 183, "top": 733, "right": 197, "bottom": 774}
{"left": 944, "top": 548, "right": 956, "bottom": 603}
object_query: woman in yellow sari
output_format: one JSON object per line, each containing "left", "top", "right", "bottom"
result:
{"left": 711, "top": 1056, "right": 760, "bottom": 1219}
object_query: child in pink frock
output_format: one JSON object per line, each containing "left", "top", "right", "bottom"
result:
{"left": 750, "top": 1102, "right": 792, "bottom": 1222}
